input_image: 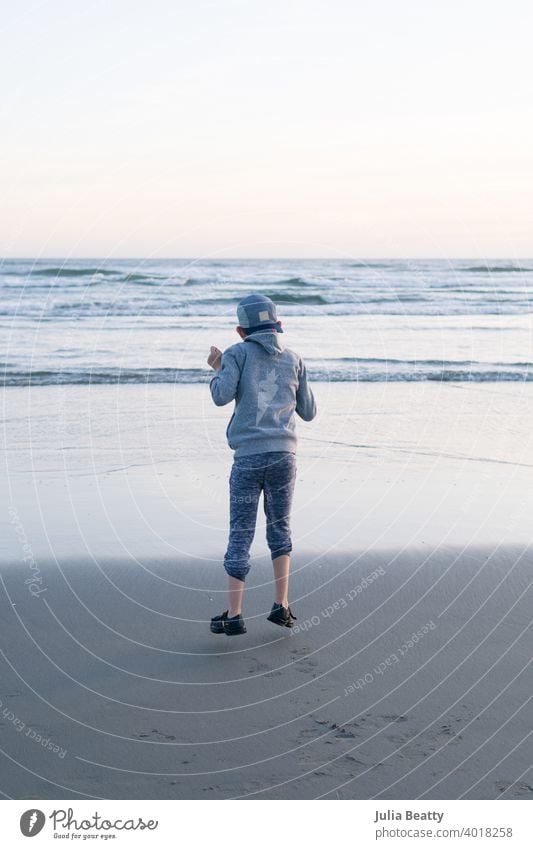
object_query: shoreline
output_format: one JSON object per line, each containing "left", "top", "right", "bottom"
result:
{"left": 3, "top": 382, "right": 533, "bottom": 564}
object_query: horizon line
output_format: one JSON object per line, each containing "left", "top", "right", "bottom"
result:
{"left": 2, "top": 256, "right": 533, "bottom": 263}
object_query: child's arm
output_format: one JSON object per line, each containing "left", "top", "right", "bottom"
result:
{"left": 295, "top": 358, "right": 316, "bottom": 421}
{"left": 209, "top": 348, "right": 242, "bottom": 406}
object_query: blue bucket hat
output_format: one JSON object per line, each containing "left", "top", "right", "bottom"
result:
{"left": 237, "top": 293, "right": 283, "bottom": 334}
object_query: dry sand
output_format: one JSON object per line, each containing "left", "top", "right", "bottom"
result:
{"left": 1, "top": 547, "right": 532, "bottom": 799}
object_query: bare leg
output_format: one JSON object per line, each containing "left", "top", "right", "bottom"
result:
{"left": 228, "top": 576, "right": 245, "bottom": 617}
{"left": 272, "top": 554, "right": 290, "bottom": 608}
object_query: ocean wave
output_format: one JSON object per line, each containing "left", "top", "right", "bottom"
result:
{"left": 3, "top": 260, "right": 533, "bottom": 325}
{"left": 316, "top": 365, "right": 533, "bottom": 382}
{"left": 2, "top": 362, "right": 531, "bottom": 386}
{"left": 263, "top": 291, "right": 327, "bottom": 304}
{"left": 320, "top": 371, "right": 533, "bottom": 382}
{"left": 192, "top": 292, "right": 328, "bottom": 305}
{"left": 183, "top": 276, "right": 311, "bottom": 288}
{"left": 325, "top": 356, "right": 532, "bottom": 366}
{"left": 33, "top": 267, "right": 120, "bottom": 278}
{"left": 269, "top": 277, "right": 310, "bottom": 287}
{"left": 348, "top": 262, "right": 393, "bottom": 269}
{"left": 309, "top": 357, "right": 533, "bottom": 378}
{"left": 427, "top": 371, "right": 532, "bottom": 382}
{"left": 123, "top": 273, "right": 167, "bottom": 284}
{"left": 463, "top": 265, "right": 532, "bottom": 273}
{"left": 1, "top": 367, "right": 207, "bottom": 386}
{"left": 364, "top": 295, "right": 429, "bottom": 303}
{"left": 5, "top": 268, "right": 183, "bottom": 285}
{"left": 3, "top": 305, "right": 532, "bottom": 319}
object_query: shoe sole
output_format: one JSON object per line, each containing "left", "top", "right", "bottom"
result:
{"left": 267, "top": 614, "right": 294, "bottom": 628}
{"left": 210, "top": 623, "right": 247, "bottom": 635}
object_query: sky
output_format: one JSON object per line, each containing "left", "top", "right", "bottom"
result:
{"left": 1, "top": 0, "right": 532, "bottom": 258}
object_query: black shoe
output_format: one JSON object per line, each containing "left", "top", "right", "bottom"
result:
{"left": 210, "top": 611, "right": 247, "bottom": 636}
{"left": 267, "top": 603, "right": 297, "bottom": 628}
{"left": 224, "top": 612, "right": 247, "bottom": 636}
{"left": 210, "top": 611, "right": 227, "bottom": 634}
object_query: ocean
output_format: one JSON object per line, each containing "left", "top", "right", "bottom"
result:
{"left": 2, "top": 258, "right": 532, "bottom": 385}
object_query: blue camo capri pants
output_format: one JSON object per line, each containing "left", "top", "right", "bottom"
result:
{"left": 224, "top": 451, "right": 297, "bottom": 581}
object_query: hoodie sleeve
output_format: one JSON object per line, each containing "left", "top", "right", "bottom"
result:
{"left": 209, "top": 348, "right": 242, "bottom": 406}
{"left": 295, "top": 358, "right": 316, "bottom": 421}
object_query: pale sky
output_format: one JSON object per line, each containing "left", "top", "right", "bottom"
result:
{"left": 2, "top": 0, "right": 532, "bottom": 258}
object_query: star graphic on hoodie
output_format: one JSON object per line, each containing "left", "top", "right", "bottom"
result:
{"left": 256, "top": 368, "right": 279, "bottom": 425}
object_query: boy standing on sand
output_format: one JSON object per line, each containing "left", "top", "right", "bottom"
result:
{"left": 207, "top": 294, "right": 316, "bottom": 636}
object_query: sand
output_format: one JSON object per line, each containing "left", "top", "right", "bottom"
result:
{"left": 1, "top": 382, "right": 533, "bottom": 799}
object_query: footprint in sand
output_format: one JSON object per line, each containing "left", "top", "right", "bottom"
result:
{"left": 297, "top": 717, "right": 362, "bottom": 746}
{"left": 289, "top": 645, "right": 311, "bottom": 656}
{"left": 380, "top": 714, "right": 408, "bottom": 723}
{"left": 288, "top": 647, "right": 318, "bottom": 675}
{"left": 246, "top": 656, "right": 272, "bottom": 674}
{"left": 293, "top": 660, "right": 319, "bottom": 674}
{"left": 246, "top": 656, "right": 282, "bottom": 677}
{"left": 331, "top": 722, "right": 359, "bottom": 739}
{"left": 495, "top": 780, "right": 533, "bottom": 798}
{"left": 136, "top": 729, "right": 176, "bottom": 741}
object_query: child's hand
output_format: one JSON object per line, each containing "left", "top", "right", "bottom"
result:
{"left": 207, "top": 346, "right": 222, "bottom": 370}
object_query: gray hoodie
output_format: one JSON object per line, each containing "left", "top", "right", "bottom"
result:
{"left": 209, "top": 330, "right": 316, "bottom": 457}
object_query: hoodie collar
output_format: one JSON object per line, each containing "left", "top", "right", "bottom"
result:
{"left": 244, "top": 330, "right": 284, "bottom": 354}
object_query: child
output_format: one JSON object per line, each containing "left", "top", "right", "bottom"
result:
{"left": 207, "top": 293, "right": 316, "bottom": 635}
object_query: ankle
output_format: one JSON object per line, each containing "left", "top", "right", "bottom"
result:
{"left": 275, "top": 599, "right": 289, "bottom": 609}
{"left": 228, "top": 609, "right": 242, "bottom": 618}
